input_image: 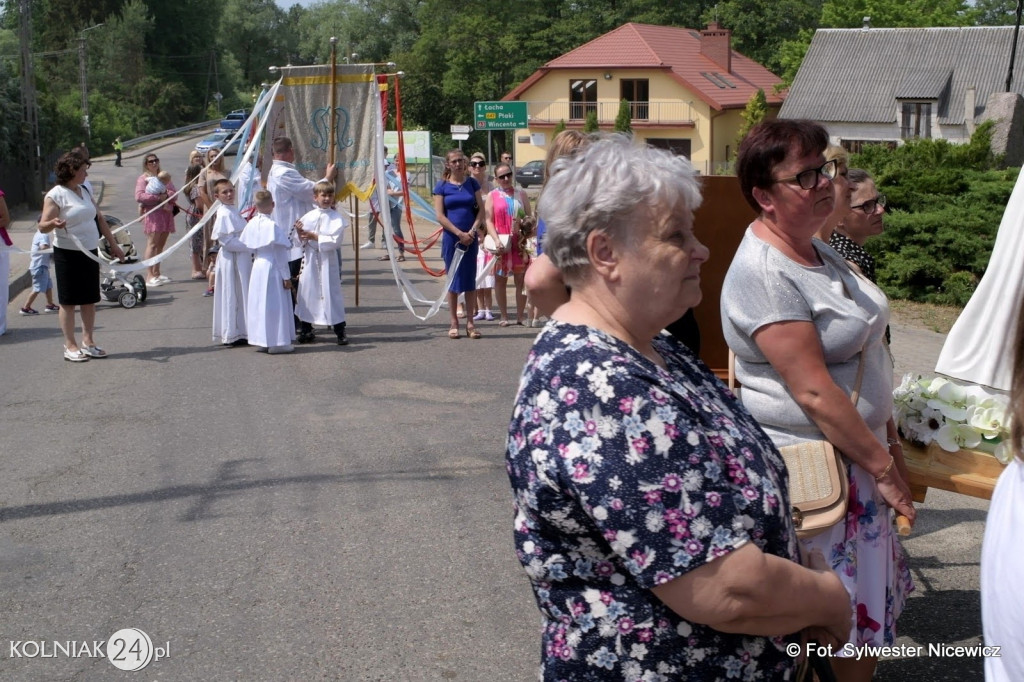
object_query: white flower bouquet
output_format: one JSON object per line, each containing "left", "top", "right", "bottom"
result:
{"left": 893, "top": 374, "right": 1013, "bottom": 464}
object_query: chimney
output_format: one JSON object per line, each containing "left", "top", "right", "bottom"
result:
{"left": 862, "top": 16, "right": 871, "bottom": 30}
{"left": 965, "top": 86, "right": 977, "bottom": 135}
{"left": 701, "top": 21, "right": 732, "bottom": 73}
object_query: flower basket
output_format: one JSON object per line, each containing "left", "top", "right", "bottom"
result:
{"left": 895, "top": 374, "right": 1011, "bottom": 501}
{"left": 902, "top": 439, "right": 1007, "bottom": 501}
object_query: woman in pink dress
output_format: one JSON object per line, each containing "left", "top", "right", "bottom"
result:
{"left": 135, "top": 153, "right": 177, "bottom": 286}
{"left": 485, "top": 163, "right": 532, "bottom": 326}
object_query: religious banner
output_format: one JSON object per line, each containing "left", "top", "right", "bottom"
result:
{"left": 262, "top": 64, "right": 378, "bottom": 202}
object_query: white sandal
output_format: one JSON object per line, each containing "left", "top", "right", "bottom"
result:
{"left": 63, "top": 347, "right": 90, "bottom": 362}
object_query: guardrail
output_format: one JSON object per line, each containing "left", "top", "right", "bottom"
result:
{"left": 123, "top": 120, "right": 220, "bottom": 148}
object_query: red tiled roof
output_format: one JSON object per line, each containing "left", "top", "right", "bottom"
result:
{"left": 503, "top": 22, "right": 785, "bottom": 110}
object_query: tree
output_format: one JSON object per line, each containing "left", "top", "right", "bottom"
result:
{"left": 583, "top": 109, "right": 599, "bottom": 132}
{"left": 701, "top": 0, "right": 821, "bottom": 73}
{"left": 553, "top": 119, "right": 566, "bottom": 136}
{"left": 820, "top": 0, "right": 973, "bottom": 28}
{"left": 736, "top": 89, "right": 768, "bottom": 153}
{"left": 614, "top": 99, "right": 632, "bottom": 133}
{"left": 219, "top": 0, "right": 290, "bottom": 85}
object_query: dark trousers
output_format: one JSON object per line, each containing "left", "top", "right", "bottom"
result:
{"left": 114, "top": 150, "right": 122, "bottom": 167}
{"left": 289, "top": 258, "right": 301, "bottom": 331}
{"left": 299, "top": 320, "right": 346, "bottom": 339}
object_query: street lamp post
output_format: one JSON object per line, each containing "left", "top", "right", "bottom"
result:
{"left": 78, "top": 23, "right": 103, "bottom": 139}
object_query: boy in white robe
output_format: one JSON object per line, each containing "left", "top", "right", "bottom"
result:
{"left": 240, "top": 190, "right": 294, "bottom": 354}
{"left": 294, "top": 181, "right": 348, "bottom": 345}
{"left": 210, "top": 179, "right": 253, "bottom": 346}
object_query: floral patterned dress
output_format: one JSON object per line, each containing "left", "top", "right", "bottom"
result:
{"left": 506, "top": 322, "right": 802, "bottom": 681}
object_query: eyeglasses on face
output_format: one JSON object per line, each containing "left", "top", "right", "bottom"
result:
{"left": 850, "top": 193, "right": 886, "bottom": 214}
{"left": 773, "top": 158, "right": 838, "bottom": 190}
{"left": 146, "top": 158, "right": 159, "bottom": 164}
{"left": 469, "top": 161, "right": 486, "bottom": 167}
{"left": 497, "top": 172, "right": 513, "bottom": 180}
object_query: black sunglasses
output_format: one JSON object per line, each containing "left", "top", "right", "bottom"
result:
{"left": 146, "top": 158, "right": 159, "bottom": 164}
{"left": 850, "top": 194, "right": 886, "bottom": 214}
{"left": 469, "top": 161, "right": 486, "bottom": 167}
{"left": 497, "top": 172, "right": 513, "bottom": 180}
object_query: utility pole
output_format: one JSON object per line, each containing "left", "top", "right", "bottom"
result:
{"left": 78, "top": 23, "right": 104, "bottom": 139}
{"left": 18, "top": 0, "right": 41, "bottom": 206}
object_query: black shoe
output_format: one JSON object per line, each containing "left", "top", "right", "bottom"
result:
{"left": 336, "top": 334, "right": 349, "bottom": 346}
{"left": 297, "top": 332, "right": 315, "bottom": 344}
{"left": 230, "top": 338, "right": 248, "bottom": 347}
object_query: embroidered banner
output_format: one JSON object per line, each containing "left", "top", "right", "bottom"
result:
{"left": 263, "top": 64, "right": 377, "bottom": 202}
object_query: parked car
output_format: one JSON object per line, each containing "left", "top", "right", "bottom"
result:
{"left": 195, "top": 130, "right": 241, "bottom": 156}
{"left": 515, "top": 160, "right": 545, "bottom": 188}
{"left": 220, "top": 110, "right": 249, "bottom": 130}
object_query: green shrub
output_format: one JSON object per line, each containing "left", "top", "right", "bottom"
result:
{"left": 849, "top": 123, "right": 1018, "bottom": 304}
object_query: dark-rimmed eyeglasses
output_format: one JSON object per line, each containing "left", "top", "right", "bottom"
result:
{"left": 497, "top": 172, "right": 513, "bottom": 180}
{"left": 772, "top": 158, "right": 838, "bottom": 190}
{"left": 850, "top": 194, "right": 886, "bottom": 214}
{"left": 469, "top": 161, "right": 486, "bottom": 167}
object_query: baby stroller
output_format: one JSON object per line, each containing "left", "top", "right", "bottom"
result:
{"left": 98, "top": 215, "right": 148, "bottom": 309}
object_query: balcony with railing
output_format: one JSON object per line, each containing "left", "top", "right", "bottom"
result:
{"left": 524, "top": 100, "right": 695, "bottom": 127}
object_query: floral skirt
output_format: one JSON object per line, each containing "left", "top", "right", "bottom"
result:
{"left": 800, "top": 459, "right": 914, "bottom": 649}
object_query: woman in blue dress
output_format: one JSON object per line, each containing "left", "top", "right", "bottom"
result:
{"left": 433, "top": 149, "right": 500, "bottom": 339}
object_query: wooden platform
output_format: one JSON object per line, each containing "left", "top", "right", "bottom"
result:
{"left": 902, "top": 438, "right": 1007, "bottom": 502}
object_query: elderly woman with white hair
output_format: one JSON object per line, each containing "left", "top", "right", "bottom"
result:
{"left": 505, "top": 135, "right": 852, "bottom": 680}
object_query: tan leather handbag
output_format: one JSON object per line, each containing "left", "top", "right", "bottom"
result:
{"left": 729, "top": 350, "right": 864, "bottom": 538}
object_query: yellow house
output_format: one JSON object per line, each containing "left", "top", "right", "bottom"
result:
{"left": 501, "top": 22, "right": 785, "bottom": 175}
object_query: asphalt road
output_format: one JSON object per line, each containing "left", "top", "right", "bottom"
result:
{"left": 0, "top": 137, "right": 993, "bottom": 681}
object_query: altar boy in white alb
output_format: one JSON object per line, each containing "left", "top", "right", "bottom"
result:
{"left": 240, "top": 190, "right": 295, "bottom": 354}
{"left": 294, "top": 181, "right": 348, "bottom": 345}
{"left": 210, "top": 179, "right": 252, "bottom": 346}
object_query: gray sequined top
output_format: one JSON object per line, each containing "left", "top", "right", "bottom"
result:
{"left": 721, "top": 227, "right": 893, "bottom": 447}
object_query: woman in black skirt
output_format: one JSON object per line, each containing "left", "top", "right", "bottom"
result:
{"left": 38, "top": 152, "right": 125, "bottom": 362}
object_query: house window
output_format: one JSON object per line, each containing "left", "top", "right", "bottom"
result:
{"left": 901, "top": 102, "right": 932, "bottom": 139}
{"left": 569, "top": 79, "right": 597, "bottom": 121}
{"left": 646, "top": 138, "right": 691, "bottom": 159}
{"left": 620, "top": 79, "right": 649, "bottom": 120}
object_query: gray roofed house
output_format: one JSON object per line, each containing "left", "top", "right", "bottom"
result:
{"left": 780, "top": 25, "right": 1024, "bottom": 154}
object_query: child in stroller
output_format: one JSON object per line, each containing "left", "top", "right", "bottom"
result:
{"left": 97, "top": 215, "right": 148, "bottom": 308}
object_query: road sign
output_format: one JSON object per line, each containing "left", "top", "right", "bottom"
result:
{"left": 452, "top": 133, "right": 469, "bottom": 141}
{"left": 450, "top": 124, "right": 473, "bottom": 134}
{"left": 474, "top": 101, "right": 528, "bottom": 130}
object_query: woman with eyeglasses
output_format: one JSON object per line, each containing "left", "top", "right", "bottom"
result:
{"left": 467, "top": 153, "right": 495, "bottom": 320}
{"left": 485, "top": 162, "right": 532, "bottom": 326}
{"left": 721, "top": 120, "right": 915, "bottom": 682}
{"left": 135, "top": 154, "right": 178, "bottom": 287}
{"left": 434, "top": 149, "right": 500, "bottom": 339}
{"left": 828, "top": 169, "right": 886, "bottom": 281}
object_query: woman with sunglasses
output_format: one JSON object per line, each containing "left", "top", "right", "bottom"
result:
{"left": 828, "top": 169, "right": 886, "bottom": 281}
{"left": 468, "top": 153, "right": 495, "bottom": 320}
{"left": 434, "top": 149, "right": 500, "bottom": 339}
{"left": 485, "top": 162, "right": 532, "bottom": 326}
{"left": 135, "top": 154, "right": 178, "bottom": 286}
{"left": 721, "top": 120, "right": 915, "bottom": 682}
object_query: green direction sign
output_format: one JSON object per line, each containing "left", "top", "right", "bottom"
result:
{"left": 474, "top": 101, "right": 528, "bottom": 130}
